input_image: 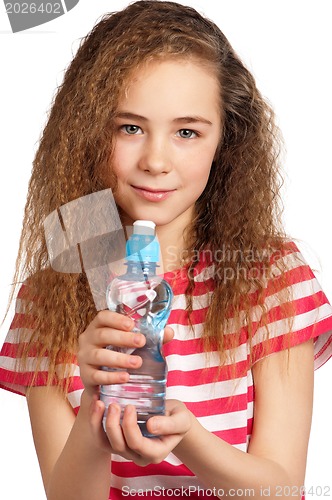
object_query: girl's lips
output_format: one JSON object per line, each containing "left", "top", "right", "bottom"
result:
{"left": 131, "top": 186, "right": 175, "bottom": 202}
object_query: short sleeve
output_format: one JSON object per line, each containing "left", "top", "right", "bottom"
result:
{"left": 0, "top": 283, "right": 83, "bottom": 412}
{"left": 252, "top": 241, "right": 332, "bottom": 369}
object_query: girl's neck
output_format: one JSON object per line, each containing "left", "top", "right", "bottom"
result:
{"left": 157, "top": 227, "right": 187, "bottom": 273}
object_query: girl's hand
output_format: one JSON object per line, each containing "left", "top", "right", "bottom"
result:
{"left": 90, "top": 397, "right": 193, "bottom": 466}
{"left": 77, "top": 310, "right": 175, "bottom": 455}
{"left": 78, "top": 310, "right": 143, "bottom": 397}
{"left": 77, "top": 310, "right": 174, "bottom": 397}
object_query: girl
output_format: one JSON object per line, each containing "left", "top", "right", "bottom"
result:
{"left": 1, "top": 1, "right": 331, "bottom": 499}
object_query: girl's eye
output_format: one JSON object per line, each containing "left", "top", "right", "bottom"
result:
{"left": 121, "top": 125, "right": 142, "bottom": 135}
{"left": 177, "top": 129, "right": 198, "bottom": 139}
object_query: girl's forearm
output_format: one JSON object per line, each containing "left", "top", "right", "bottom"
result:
{"left": 47, "top": 392, "right": 111, "bottom": 500}
{"left": 174, "top": 415, "right": 298, "bottom": 500}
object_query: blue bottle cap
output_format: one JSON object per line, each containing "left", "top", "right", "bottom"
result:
{"left": 126, "top": 220, "right": 160, "bottom": 263}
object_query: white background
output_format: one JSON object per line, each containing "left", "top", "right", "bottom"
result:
{"left": 0, "top": 1, "right": 331, "bottom": 499}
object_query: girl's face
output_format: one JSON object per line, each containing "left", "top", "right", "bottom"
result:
{"left": 112, "top": 59, "right": 222, "bottom": 231}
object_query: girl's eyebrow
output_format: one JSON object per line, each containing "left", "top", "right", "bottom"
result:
{"left": 114, "top": 112, "right": 147, "bottom": 121}
{"left": 174, "top": 116, "right": 213, "bottom": 126}
{"left": 114, "top": 111, "right": 213, "bottom": 125}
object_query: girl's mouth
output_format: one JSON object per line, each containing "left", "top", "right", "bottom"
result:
{"left": 131, "top": 186, "right": 176, "bottom": 202}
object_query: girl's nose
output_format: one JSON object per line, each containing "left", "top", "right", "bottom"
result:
{"left": 138, "top": 136, "right": 171, "bottom": 174}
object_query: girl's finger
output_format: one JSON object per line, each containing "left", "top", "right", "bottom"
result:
{"left": 84, "top": 347, "right": 143, "bottom": 371}
{"left": 93, "top": 310, "right": 135, "bottom": 331}
{"left": 147, "top": 404, "right": 192, "bottom": 437}
{"left": 121, "top": 407, "right": 177, "bottom": 464}
{"left": 91, "top": 327, "right": 146, "bottom": 349}
{"left": 104, "top": 403, "right": 129, "bottom": 454}
{"left": 82, "top": 365, "right": 130, "bottom": 387}
{"left": 163, "top": 326, "right": 174, "bottom": 345}
{"left": 89, "top": 398, "right": 107, "bottom": 438}
{"left": 120, "top": 405, "right": 146, "bottom": 452}
{"left": 105, "top": 405, "right": 149, "bottom": 465}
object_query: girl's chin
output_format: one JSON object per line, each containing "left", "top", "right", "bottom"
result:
{"left": 129, "top": 216, "right": 171, "bottom": 226}
{"left": 116, "top": 208, "right": 174, "bottom": 227}
{"left": 115, "top": 204, "right": 194, "bottom": 230}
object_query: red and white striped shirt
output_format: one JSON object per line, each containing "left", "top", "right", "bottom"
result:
{"left": 1, "top": 241, "right": 332, "bottom": 498}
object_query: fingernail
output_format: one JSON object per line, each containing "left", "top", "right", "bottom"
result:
{"left": 149, "top": 418, "right": 159, "bottom": 433}
{"left": 119, "top": 372, "right": 128, "bottom": 382}
{"left": 126, "top": 404, "right": 136, "bottom": 416}
{"left": 129, "top": 356, "right": 139, "bottom": 366}
{"left": 124, "top": 318, "right": 133, "bottom": 329}
{"left": 133, "top": 334, "right": 142, "bottom": 346}
{"left": 110, "top": 404, "right": 117, "bottom": 415}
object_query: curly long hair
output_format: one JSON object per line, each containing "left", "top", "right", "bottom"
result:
{"left": 10, "top": 0, "right": 293, "bottom": 390}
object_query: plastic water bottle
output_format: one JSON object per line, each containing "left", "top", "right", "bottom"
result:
{"left": 100, "top": 220, "right": 173, "bottom": 437}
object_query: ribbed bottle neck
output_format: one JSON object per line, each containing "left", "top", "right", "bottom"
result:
{"left": 126, "top": 261, "right": 158, "bottom": 276}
